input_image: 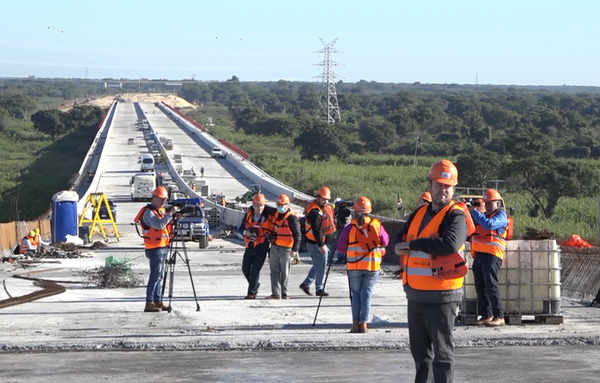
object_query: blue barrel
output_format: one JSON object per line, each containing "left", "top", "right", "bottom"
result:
{"left": 150, "top": 133, "right": 156, "bottom": 141}
{"left": 51, "top": 190, "right": 79, "bottom": 243}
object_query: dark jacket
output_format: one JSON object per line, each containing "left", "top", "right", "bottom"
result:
{"left": 305, "top": 207, "right": 334, "bottom": 247}
{"left": 238, "top": 205, "right": 277, "bottom": 235}
{"left": 392, "top": 201, "right": 468, "bottom": 303}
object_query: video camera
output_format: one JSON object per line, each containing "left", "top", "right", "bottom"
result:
{"left": 168, "top": 197, "right": 203, "bottom": 216}
{"left": 334, "top": 199, "right": 354, "bottom": 208}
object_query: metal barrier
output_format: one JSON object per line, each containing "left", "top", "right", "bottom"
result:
{"left": 560, "top": 246, "right": 600, "bottom": 301}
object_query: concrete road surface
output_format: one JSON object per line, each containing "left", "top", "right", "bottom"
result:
{"left": 2, "top": 347, "right": 600, "bottom": 382}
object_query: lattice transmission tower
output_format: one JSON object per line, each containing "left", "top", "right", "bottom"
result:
{"left": 314, "top": 37, "right": 343, "bottom": 124}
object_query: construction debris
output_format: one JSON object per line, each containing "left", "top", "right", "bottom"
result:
{"left": 79, "top": 257, "right": 143, "bottom": 289}
{"left": 523, "top": 227, "right": 556, "bottom": 240}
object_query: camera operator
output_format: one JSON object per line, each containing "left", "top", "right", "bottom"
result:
{"left": 133, "top": 186, "right": 182, "bottom": 313}
{"left": 332, "top": 198, "right": 353, "bottom": 264}
{"left": 261, "top": 194, "right": 301, "bottom": 299}
{"left": 239, "top": 194, "right": 277, "bottom": 299}
{"left": 299, "top": 186, "right": 336, "bottom": 297}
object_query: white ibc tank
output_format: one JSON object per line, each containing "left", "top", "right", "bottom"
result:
{"left": 462, "top": 239, "right": 561, "bottom": 315}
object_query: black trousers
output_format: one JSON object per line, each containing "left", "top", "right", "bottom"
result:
{"left": 241, "top": 242, "right": 269, "bottom": 295}
{"left": 472, "top": 252, "right": 503, "bottom": 318}
{"left": 407, "top": 300, "right": 458, "bottom": 383}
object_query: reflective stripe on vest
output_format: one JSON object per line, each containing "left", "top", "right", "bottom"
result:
{"left": 402, "top": 201, "right": 465, "bottom": 291}
{"left": 470, "top": 210, "right": 507, "bottom": 259}
{"left": 346, "top": 216, "right": 384, "bottom": 271}
{"left": 243, "top": 208, "right": 266, "bottom": 247}
{"left": 304, "top": 202, "right": 336, "bottom": 242}
{"left": 135, "top": 205, "right": 170, "bottom": 249}
{"left": 265, "top": 210, "right": 296, "bottom": 248}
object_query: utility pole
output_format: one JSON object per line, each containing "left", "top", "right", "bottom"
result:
{"left": 314, "top": 38, "right": 343, "bottom": 124}
{"left": 413, "top": 135, "right": 420, "bottom": 165}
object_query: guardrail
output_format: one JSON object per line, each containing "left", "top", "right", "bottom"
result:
{"left": 77, "top": 101, "right": 119, "bottom": 217}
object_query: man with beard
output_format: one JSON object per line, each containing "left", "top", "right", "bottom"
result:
{"left": 393, "top": 159, "right": 468, "bottom": 383}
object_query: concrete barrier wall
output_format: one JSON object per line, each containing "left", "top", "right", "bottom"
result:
{"left": 158, "top": 103, "right": 314, "bottom": 204}
{"left": 77, "top": 101, "right": 119, "bottom": 216}
{"left": 147, "top": 117, "right": 246, "bottom": 228}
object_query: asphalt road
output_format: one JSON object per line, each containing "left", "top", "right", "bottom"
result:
{"left": 2, "top": 346, "right": 600, "bottom": 383}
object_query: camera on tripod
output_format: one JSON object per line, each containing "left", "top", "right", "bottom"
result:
{"left": 168, "top": 201, "right": 196, "bottom": 215}
{"left": 247, "top": 228, "right": 259, "bottom": 248}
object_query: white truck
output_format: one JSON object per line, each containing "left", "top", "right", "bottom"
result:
{"left": 131, "top": 172, "right": 156, "bottom": 201}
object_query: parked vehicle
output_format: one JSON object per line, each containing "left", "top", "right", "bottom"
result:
{"left": 131, "top": 172, "right": 156, "bottom": 201}
{"left": 167, "top": 198, "right": 210, "bottom": 248}
{"left": 94, "top": 199, "right": 117, "bottom": 222}
{"left": 127, "top": 138, "right": 136, "bottom": 145}
{"left": 164, "top": 139, "right": 174, "bottom": 150}
{"left": 139, "top": 153, "right": 155, "bottom": 172}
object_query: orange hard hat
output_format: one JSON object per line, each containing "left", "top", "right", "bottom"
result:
{"left": 353, "top": 196, "right": 372, "bottom": 213}
{"left": 428, "top": 159, "right": 458, "bottom": 186}
{"left": 276, "top": 194, "right": 290, "bottom": 204}
{"left": 418, "top": 191, "right": 432, "bottom": 203}
{"left": 483, "top": 189, "right": 502, "bottom": 202}
{"left": 253, "top": 193, "right": 267, "bottom": 204}
{"left": 152, "top": 186, "right": 169, "bottom": 199}
{"left": 317, "top": 186, "right": 331, "bottom": 200}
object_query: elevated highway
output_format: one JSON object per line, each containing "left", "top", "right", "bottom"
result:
{"left": 81, "top": 101, "right": 310, "bottom": 244}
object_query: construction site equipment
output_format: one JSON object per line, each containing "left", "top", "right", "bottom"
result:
{"left": 78, "top": 193, "right": 120, "bottom": 243}
{"left": 235, "top": 184, "right": 262, "bottom": 203}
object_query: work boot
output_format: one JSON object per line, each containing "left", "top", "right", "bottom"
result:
{"left": 266, "top": 295, "right": 281, "bottom": 300}
{"left": 154, "top": 301, "right": 169, "bottom": 311}
{"left": 350, "top": 321, "right": 360, "bottom": 333}
{"left": 244, "top": 294, "right": 256, "bottom": 299}
{"left": 282, "top": 294, "right": 290, "bottom": 300}
{"left": 299, "top": 283, "right": 312, "bottom": 296}
{"left": 315, "top": 290, "right": 329, "bottom": 297}
{"left": 486, "top": 317, "right": 505, "bottom": 327}
{"left": 144, "top": 302, "right": 160, "bottom": 312}
{"left": 359, "top": 322, "right": 368, "bottom": 333}
{"left": 474, "top": 316, "right": 493, "bottom": 326}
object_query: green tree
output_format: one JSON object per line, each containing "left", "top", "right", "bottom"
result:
{"left": 294, "top": 119, "right": 350, "bottom": 161}
{"left": 502, "top": 155, "right": 600, "bottom": 218}
{"left": 31, "top": 109, "right": 66, "bottom": 139}
{"left": 455, "top": 149, "right": 503, "bottom": 187}
{"left": 358, "top": 116, "right": 397, "bottom": 152}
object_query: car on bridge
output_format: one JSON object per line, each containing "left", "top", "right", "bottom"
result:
{"left": 167, "top": 199, "right": 210, "bottom": 248}
{"left": 211, "top": 147, "right": 227, "bottom": 159}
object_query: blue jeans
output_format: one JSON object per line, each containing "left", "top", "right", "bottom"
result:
{"left": 302, "top": 243, "right": 328, "bottom": 291}
{"left": 348, "top": 270, "right": 379, "bottom": 323}
{"left": 145, "top": 247, "right": 167, "bottom": 303}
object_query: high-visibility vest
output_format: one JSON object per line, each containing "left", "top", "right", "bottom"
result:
{"left": 402, "top": 201, "right": 465, "bottom": 291}
{"left": 346, "top": 216, "right": 385, "bottom": 271}
{"left": 243, "top": 208, "right": 266, "bottom": 247}
{"left": 470, "top": 209, "right": 507, "bottom": 260}
{"left": 304, "top": 201, "right": 336, "bottom": 242}
{"left": 134, "top": 205, "right": 171, "bottom": 249}
{"left": 263, "top": 210, "right": 296, "bottom": 248}
{"left": 20, "top": 236, "right": 36, "bottom": 254}
{"left": 31, "top": 235, "right": 39, "bottom": 247}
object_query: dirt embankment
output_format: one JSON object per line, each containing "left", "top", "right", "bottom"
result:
{"left": 60, "top": 93, "right": 196, "bottom": 111}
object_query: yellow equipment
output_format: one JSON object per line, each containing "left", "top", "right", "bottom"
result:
{"left": 78, "top": 193, "right": 120, "bottom": 242}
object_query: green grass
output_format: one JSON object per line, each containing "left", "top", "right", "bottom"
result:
{"left": 178, "top": 107, "right": 600, "bottom": 243}
{"left": 0, "top": 119, "right": 98, "bottom": 221}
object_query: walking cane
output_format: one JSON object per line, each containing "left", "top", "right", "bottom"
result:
{"left": 312, "top": 253, "right": 334, "bottom": 326}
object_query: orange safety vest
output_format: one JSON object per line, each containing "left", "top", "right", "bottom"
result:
{"left": 470, "top": 209, "right": 508, "bottom": 260}
{"left": 263, "top": 210, "right": 296, "bottom": 248}
{"left": 304, "top": 201, "right": 336, "bottom": 242}
{"left": 346, "top": 216, "right": 385, "bottom": 271}
{"left": 402, "top": 201, "right": 465, "bottom": 291}
{"left": 134, "top": 205, "right": 171, "bottom": 249}
{"left": 20, "top": 236, "right": 36, "bottom": 254}
{"left": 243, "top": 208, "right": 266, "bottom": 247}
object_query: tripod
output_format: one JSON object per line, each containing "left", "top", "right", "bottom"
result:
{"left": 161, "top": 216, "right": 201, "bottom": 313}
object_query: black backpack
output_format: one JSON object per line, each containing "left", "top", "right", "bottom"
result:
{"left": 13, "top": 243, "right": 20, "bottom": 255}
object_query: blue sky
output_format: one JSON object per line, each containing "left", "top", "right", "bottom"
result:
{"left": 1, "top": 0, "right": 599, "bottom": 85}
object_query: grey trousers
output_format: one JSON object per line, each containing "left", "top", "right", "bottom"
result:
{"left": 407, "top": 300, "right": 458, "bottom": 383}
{"left": 269, "top": 244, "right": 292, "bottom": 297}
